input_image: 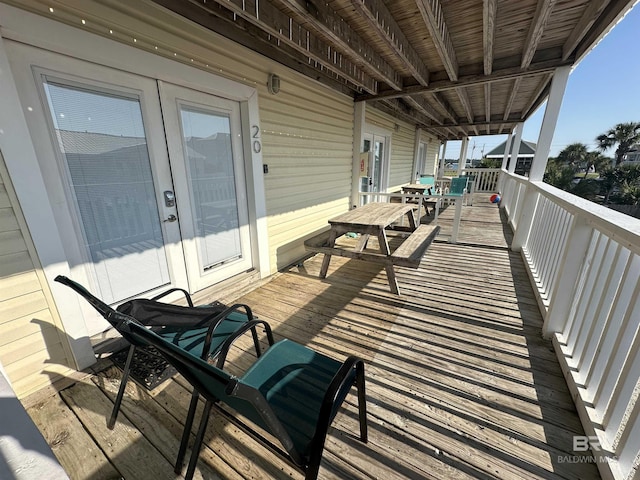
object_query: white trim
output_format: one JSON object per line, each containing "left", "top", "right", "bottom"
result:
{"left": 351, "top": 102, "right": 366, "bottom": 208}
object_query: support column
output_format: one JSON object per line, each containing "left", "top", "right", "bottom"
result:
{"left": 501, "top": 131, "right": 514, "bottom": 171}
{"left": 508, "top": 123, "right": 523, "bottom": 174}
{"left": 529, "top": 66, "right": 571, "bottom": 181}
{"left": 352, "top": 101, "right": 366, "bottom": 208}
{"left": 458, "top": 137, "right": 469, "bottom": 176}
{"left": 497, "top": 130, "right": 513, "bottom": 194}
{"left": 439, "top": 140, "right": 447, "bottom": 178}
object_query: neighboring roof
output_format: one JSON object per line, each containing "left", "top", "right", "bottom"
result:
{"left": 486, "top": 140, "right": 537, "bottom": 158}
{"left": 56, "top": 130, "right": 145, "bottom": 155}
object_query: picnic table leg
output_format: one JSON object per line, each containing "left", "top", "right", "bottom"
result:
{"left": 405, "top": 209, "right": 417, "bottom": 231}
{"left": 319, "top": 230, "right": 337, "bottom": 278}
{"left": 377, "top": 229, "right": 400, "bottom": 294}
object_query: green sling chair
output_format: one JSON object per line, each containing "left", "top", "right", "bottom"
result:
{"left": 56, "top": 276, "right": 368, "bottom": 480}
{"left": 55, "top": 275, "right": 263, "bottom": 470}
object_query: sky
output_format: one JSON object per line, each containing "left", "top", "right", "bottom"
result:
{"left": 443, "top": 3, "right": 640, "bottom": 161}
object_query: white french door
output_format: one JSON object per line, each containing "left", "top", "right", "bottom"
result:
{"left": 363, "top": 132, "right": 390, "bottom": 203}
{"left": 8, "top": 43, "right": 254, "bottom": 335}
{"left": 159, "top": 82, "right": 252, "bottom": 291}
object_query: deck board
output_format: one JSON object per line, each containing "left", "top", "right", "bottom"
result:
{"left": 25, "top": 201, "right": 600, "bottom": 480}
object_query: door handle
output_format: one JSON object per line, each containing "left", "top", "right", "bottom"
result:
{"left": 163, "top": 214, "right": 177, "bottom": 223}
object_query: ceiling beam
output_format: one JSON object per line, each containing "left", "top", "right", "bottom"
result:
{"left": 404, "top": 96, "right": 443, "bottom": 124}
{"left": 356, "top": 58, "right": 567, "bottom": 101}
{"left": 522, "top": 73, "right": 553, "bottom": 118}
{"left": 196, "top": 0, "right": 379, "bottom": 93}
{"left": 455, "top": 88, "right": 474, "bottom": 124}
{"left": 429, "top": 93, "right": 457, "bottom": 123}
{"left": 483, "top": 0, "right": 498, "bottom": 75}
{"left": 563, "top": 0, "right": 612, "bottom": 60}
{"left": 275, "top": 0, "right": 402, "bottom": 89}
{"left": 521, "top": 0, "right": 558, "bottom": 68}
{"left": 415, "top": 0, "right": 459, "bottom": 81}
{"left": 503, "top": 77, "right": 522, "bottom": 121}
{"left": 573, "top": 0, "right": 636, "bottom": 62}
{"left": 374, "top": 99, "right": 437, "bottom": 131}
{"left": 349, "top": 0, "right": 429, "bottom": 86}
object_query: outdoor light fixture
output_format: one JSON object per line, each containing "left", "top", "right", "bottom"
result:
{"left": 267, "top": 73, "right": 280, "bottom": 95}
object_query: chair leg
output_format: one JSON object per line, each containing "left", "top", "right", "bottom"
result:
{"left": 185, "top": 400, "right": 213, "bottom": 480}
{"left": 108, "top": 344, "right": 135, "bottom": 430}
{"left": 356, "top": 362, "right": 368, "bottom": 443}
{"left": 174, "top": 390, "right": 200, "bottom": 474}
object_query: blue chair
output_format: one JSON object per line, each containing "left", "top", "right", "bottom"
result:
{"left": 447, "top": 177, "right": 470, "bottom": 205}
{"left": 418, "top": 175, "right": 436, "bottom": 194}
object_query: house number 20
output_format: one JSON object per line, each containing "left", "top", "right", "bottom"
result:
{"left": 252, "top": 125, "right": 262, "bottom": 153}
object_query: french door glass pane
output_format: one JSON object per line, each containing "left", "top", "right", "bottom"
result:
{"left": 179, "top": 106, "right": 242, "bottom": 270}
{"left": 43, "top": 81, "right": 170, "bottom": 303}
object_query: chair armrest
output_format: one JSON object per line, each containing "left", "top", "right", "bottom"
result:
{"left": 150, "top": 287, "right": 194, "bottom": 307}
{"left": 310, "top": 356, "right": 364, "bottom": 453}
{"left": 214, "top": 319, "right": 275, "bottom": 368}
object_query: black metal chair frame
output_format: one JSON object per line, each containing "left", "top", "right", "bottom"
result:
{"left": 125, "top": 319, "right": 368, "bottom": 480}
{"left": 54, "top": 276, "right": 262, "bottom": 470}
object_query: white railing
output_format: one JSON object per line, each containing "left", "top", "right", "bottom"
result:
{"left": 439, "top": 168, "right": 501, "bottom": 192}
{"left": 501, "top": 172, "right": 640, "bottom": 480}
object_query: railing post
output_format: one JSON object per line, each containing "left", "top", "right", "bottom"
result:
{"left": 450, "top": 196, "right": 462, "bottom": 243}
{"left": 543, "top": 216, "right": 593, "bottom": 337}
{"left": 511, "top": 183, "right": 539, "bottom": 252}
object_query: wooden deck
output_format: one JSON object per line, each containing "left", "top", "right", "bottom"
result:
{"left": 24, "top": 201, "right": 600, "bottom": 480}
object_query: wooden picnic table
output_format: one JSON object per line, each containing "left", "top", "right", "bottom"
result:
{"left": 305, "top": 203, "right": 439, "bottom": 295}
{"left": 401, "top": 184, "right": 440, "bottom": 216}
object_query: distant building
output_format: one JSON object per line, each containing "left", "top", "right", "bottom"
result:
{"left": 621, "top": 145, "right": 640, "bottom": 165}
{"left": 485, "top": 140, "right": 536, "bottom": 176}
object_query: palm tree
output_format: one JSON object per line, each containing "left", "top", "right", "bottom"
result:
{"left": 557, "top": 142, "right": 588, "bottom": 168}
{"left": 596, "top": 122, "right": 640, "bottom": 166}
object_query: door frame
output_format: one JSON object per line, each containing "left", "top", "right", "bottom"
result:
{"left": 0, "top": 5, "right": 269, "bottom": 368}
{"left": 363, "top": 124, "right": 392, "bottom": 196}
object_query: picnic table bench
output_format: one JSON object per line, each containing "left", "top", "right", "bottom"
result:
{"left": 304, "top": 203, "right": 440, "bottom": 294}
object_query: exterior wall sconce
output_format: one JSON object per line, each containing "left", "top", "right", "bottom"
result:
{"left": 268, "top": 73, "right": 280, "bottom": 95}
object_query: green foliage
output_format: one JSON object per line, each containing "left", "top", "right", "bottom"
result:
{"left": 545, "top": 139, "right": 640, "bottom": 205}
{"left": 479, "top": 157, "right": 502, "bottom": 168}
{"left": 596, "top": 122, "right": 640, "bottom": 166}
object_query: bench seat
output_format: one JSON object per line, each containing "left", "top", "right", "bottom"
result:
{"left": 304, "top": 224, "right": 439, "bottom": 268}
{"left": 391, "top": 224, "right": 440, "bottom": 267}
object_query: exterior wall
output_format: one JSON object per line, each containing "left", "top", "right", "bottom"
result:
{"left": 0, "top": 152, "right": 75, "bottom": 399}
{"left": 261, "top": 73, "right": 354, "bottom": 270}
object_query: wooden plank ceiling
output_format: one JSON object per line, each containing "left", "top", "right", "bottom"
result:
{"left": 153, "top": 0, "right": 635, "bottom": 140}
